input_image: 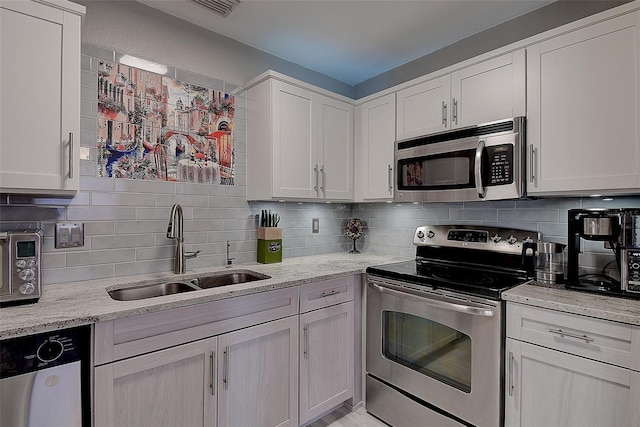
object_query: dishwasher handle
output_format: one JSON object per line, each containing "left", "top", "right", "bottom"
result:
{"left": 369, "top": 281, "right": 495, "bottom": 317}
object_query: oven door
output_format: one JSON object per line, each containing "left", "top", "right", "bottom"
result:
{"left": 366, "top": 276, "right": 503, "bottom": 427}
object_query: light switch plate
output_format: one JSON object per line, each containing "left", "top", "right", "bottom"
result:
{"left": 312, "top": 218, "right": 319, "bottom": 233}
{"left": 55, "top": 222, "right": 84, "bottom": 248}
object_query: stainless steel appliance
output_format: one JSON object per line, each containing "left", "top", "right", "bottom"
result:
{"left": 566, "top": 208, "right": 640, "bottom": 298}
{"left": 0, "top": 325, "right": 91, "bottom": 426}
{"left": 394, "top": 117, "right": 526, "bottom": 203}
{"left": 366, "top": 225, "right": 537, "bottom": 427}
{"left": 533, "top": 241, "right": 566, "bottom": 285}
{"left": 0, "top": 230, "right": 42, "bottom": 305}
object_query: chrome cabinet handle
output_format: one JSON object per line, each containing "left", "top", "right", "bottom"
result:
{"left": 68, "top": 132, "right": 74, "bottom": 179}
{"left": 452, "top": 98, "right": 458, "bottom": 125}
{"left": 442, "top": 101, "right": 447, "bottom": 126}
{"left": 474, "top": 139, "right": 486, "bottom": 198}
{"left": 508, "top": 351, "right": 515, "bottom": 397}
{"left": 388, "top": 164, "right": 393, "bottom": 193}
{"left": 209, "top": 351, "right": 216, "bottom": 396}
{"left": 321, "top": 290, "right": 337, "bottom": 297}
{"left": 303, "top": 325, "right": 309, "bottom": 359}
{"left": 320, "top": 165, "right": 325, "bottom": 192}
{"left": 313, "top": 164, "right": 319, "bottom": 193}
{"left": 548, "top": 328, "right": 595, "bottom": 343}
{"left": 369, "top": 280, "right": 495, "bottom": 317}
{"left": 529, "top": 144, "right": 536, "bottom": 184}
{"left": 223, "top": 346, "right": 229, "bottom": 390}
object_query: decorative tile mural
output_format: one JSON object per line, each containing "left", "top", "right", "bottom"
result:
{"left": 97, "top": 61, "right": 235, "bottom": 185}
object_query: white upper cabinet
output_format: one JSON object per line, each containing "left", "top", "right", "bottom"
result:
{"left": 527, "top": 12, "right": 640, "bottom": 195}
{"left": 355, "top": 93, "right": 396, "bottom": 201}
{"left": 246, "top": 73, "right": 353, "bottom": 201}
{"left": 396, "top": 50, "right": 525, "bottom": 141}
{"left": 0, "top": 0, "right": 84, "bottom": 194}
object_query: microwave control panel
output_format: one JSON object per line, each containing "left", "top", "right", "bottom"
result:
{"left": 486, "top": 144, "right": 513, "bottom": 186}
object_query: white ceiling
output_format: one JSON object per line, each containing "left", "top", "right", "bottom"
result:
{"left": 138, "top": 0, "right": 554, "bottom": 86}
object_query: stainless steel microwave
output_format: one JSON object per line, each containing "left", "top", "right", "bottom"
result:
{"left": 394, "top": 117, "right": 526, "bottom": 203}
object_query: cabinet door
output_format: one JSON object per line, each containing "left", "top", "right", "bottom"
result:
{"left": 505, "top": 339, "right": 640, "bottom": 427}
{"left": 451, "top": 50, "right": 525, "bottom": 128}
{"left": 355, "top": 93, "right": 396, "bottom": 201}
{"left": 318, "top": 95, "right": 353, "bottom": 200}
{"left": 94, "top": 338, "right": 217, "bottom": 427}
{"left": 299, "top": 302, "right": 354, "bottom": 425}
{"left": 396, "top": 75, "right": 451, "bottom": 140}
{"left": 272, "top": 80, "right": 318, "bottom": 199}
{"left": 527, "top": 12, "right": 640, "bottom": 194}
{"left": 0, "top": 1, "right": 80, "bottom": 194}
{"left": 217, "top": 316, "right": 298, "bottom": 427}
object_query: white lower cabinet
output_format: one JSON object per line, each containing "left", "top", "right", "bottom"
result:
{"left": 299, "top": 302, "right": 354, "bottom": 425}
{"left": 218, "top": 316, "right": 299, "bottom": 427}
{"left": 94, "top": 338, "right": 217, "bottom": 427}
{"left": 505, "top": 303, "right": 640, "bottom": 427}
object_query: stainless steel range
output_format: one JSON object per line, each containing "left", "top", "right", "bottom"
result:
{"left": 365, "top": 225, "right": 538, "bottom": 427}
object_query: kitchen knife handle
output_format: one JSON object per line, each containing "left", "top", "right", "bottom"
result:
{"left": 68, "top": 132, "right": 74, "bottom": 179}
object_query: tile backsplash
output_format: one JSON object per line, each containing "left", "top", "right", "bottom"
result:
{"left": 2, "top": 44, "right": 640, "bottom": 286}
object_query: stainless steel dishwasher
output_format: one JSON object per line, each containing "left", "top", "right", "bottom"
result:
{"left": 0, "top": 325, "right": 91, "bottom": 427}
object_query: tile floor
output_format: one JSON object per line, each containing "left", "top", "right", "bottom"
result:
{"left": 306, "top": 406, "right": 388, "bottom": 427}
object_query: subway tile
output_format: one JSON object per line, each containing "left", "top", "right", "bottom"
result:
{"left": 115, "top": 259, "right": 172, "bottom": 278}
{"left": 91, "top": 234, "right": 156, "bottom": 250}
{"left": 84, "top": 221, "right": 115, "bottom": 236}
{"left": 116, "top": 220, "right": 168, "bottom": 234}
{"left": 82, "top": 44, "right": 115, "bottom": 62}
{"left": 156, "top": 194, "right": 210, "bottom": 208}
{"left": 43, "top": 265, "right": 115, "bottom": 285}
{"left": 91, "top": 192, "right": 157, "bottom": 207}
{"left": 80, "top": 177, "right": 115, "bottom": 192}
{"left": 192, "top": 208, "right": 238, "bottom": 220}
{"left": 42, "top": 253, "right": 66, "bottom": 269}
{"left": 498, "top": 209, "right": 559, "bottom": 222}
{"left": 67, "top": 249, "right": 136, "bottom": 267}
{"left": 450, "top": 209, "right": 498, "bottom": 221}
{"left": 114, "top": 179, "right": 176, "bottom": 195}
{"left": 135, "top": 245, "right": 175, "bottom": 261}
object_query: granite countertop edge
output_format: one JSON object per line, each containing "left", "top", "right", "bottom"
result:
{"left": 2, "top": 253, "right": 639, "bottom": 339}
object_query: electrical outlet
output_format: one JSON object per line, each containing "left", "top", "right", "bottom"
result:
{"left": 55, "top": 222, "right": 85, "bottom": 248}
{"left": 312, "top": 218, "right": 319, "bottom": 233}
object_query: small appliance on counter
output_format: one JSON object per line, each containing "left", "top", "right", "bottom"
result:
{"left": 527, "top": 241, "right": 566, "bottom": 285}
{"left": 567, "top": 208, "right": 640, "bottom": 298}
{"left": 0, "top": 230, "right": 42, "bottom": 305}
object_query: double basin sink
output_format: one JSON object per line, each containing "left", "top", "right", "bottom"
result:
{"left": 108, "top": 271, "right": 270, "bottom": 301}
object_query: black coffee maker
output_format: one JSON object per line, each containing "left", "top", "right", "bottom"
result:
{"left": 567, "top": 208, "right": 621, "bottom": 291}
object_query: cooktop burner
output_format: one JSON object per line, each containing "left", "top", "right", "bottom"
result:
{"left": 366, "top": 260, "right": 530, "bottom": 300}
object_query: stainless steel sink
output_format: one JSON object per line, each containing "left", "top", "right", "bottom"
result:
{"left": 108, "top": 271, "right": 270, "bottom": 301}
{"left": 189, "top": 271, "right": 270, "bottom": 289}
{"left": 108, "top": 281, "right": 199, "bottom": 301}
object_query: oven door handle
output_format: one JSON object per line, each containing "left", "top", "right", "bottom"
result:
{"left": 369, "top": 282, "right": 495, "bottom": 317}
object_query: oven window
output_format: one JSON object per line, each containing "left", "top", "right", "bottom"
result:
{"left": 382, "top": 311, "right": 471, "bottom": 393}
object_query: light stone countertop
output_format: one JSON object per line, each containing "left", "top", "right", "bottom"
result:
{"left": 0, "top": 253, "right": 408, "bottom": 340}
{"left": 502, "top": 283, "right": 640, "bottom": 325}
{"left": 3, "top": 253, "right": 640, "bottom": 339}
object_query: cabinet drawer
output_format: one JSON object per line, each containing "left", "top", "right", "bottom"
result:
{"left": 300, "top": 275, "right": 355, "bottom": 313}
{"left": 95, "top": 286, "right": 299, "bottom": 365}
{"left": 507, "top": 303, "right": 639, "bottom": 370}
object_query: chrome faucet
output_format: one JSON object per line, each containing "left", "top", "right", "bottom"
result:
{"left": 226, "top": 240, "right": 235, "bottom": 268}
{"left": 167, "top": 203, "right": 201, "bottom": 274}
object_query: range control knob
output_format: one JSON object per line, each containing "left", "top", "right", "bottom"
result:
{"left": 19, "top": 282, "right": 35, "bottom": 295}
{"left": 15, "top": 259, "right": 26, "bottom": 268}
{"left": 506, "top": 235, "right": 518, "bottom": 245}
{"left": 416, "top": 230, "right": 425, "bottom": 239}
{"left": 37, "top": 340, "right": 64, "bottom": 362}
{"left": 427, "top": 230, "right": 435, "bottom": 239}
{"left": 491, "top": 234, "right": 502, "bottom": 243}
{"left": 19, "top": 269, "right": 35, "bottom": 281}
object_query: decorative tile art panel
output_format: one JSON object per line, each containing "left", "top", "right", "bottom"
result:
{"left": 97, "top": 61, "right": 235, "bottom": 185}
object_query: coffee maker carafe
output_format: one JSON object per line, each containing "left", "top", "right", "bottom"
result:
{"left": 567, "top": 208, "right": 621, "bottom": 289}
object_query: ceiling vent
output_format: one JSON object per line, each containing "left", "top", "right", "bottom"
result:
{"left": 189, "top": 0, "right": 240, "bottom": 17}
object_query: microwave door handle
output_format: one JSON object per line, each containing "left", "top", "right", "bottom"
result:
{"left": 474, "top": 139, "right": 486, "bottom": 199}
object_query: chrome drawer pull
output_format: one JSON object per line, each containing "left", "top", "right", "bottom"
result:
{"left": 508, "top": 351, "right": 515, "bottom": 397}
{"left": 223, "top": 346, "right": 229, "bottom": 390}
{"left": 303, "top": 325, "right": 309, "bottom": 359}
{"left": 548, "top": 328, "right": 595, "bottom": 343}
{"left": 209, "top": 351, "right": 216, "bottom": 396}
{"left": 321, "top": 290, "right": 338, "bottom": 297}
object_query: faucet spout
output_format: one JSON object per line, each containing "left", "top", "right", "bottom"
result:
{"left": 167, "top": 203, "right": 200, "bottom": 274}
